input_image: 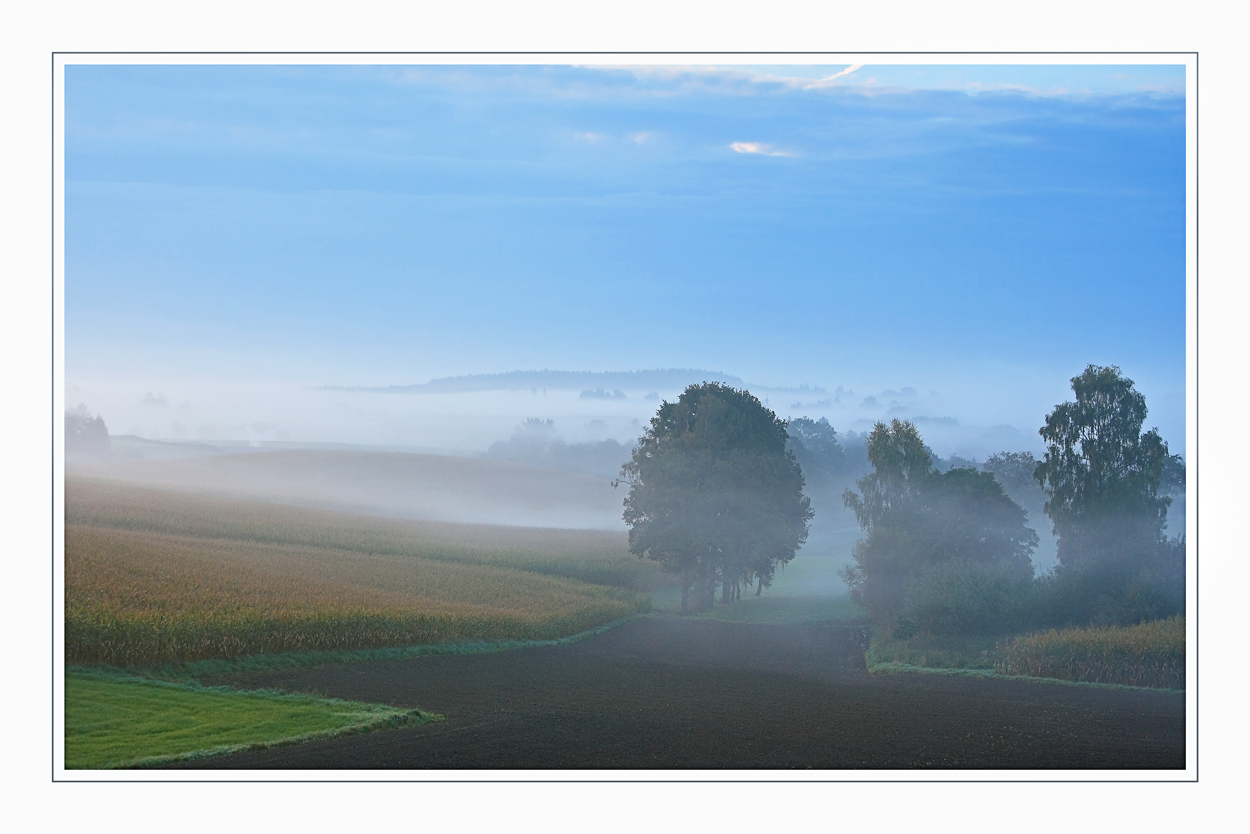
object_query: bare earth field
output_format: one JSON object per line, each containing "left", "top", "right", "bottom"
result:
{"left": 177, "top": 618, "right": 1184, "bottom": 770}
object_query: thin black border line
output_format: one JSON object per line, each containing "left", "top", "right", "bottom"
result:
{"left": 51, "top": 50, "right": 1200, "bottom": 785}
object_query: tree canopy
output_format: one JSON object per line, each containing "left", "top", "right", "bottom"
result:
{"left": 841, "top": 419, "right": 1036, "bottom": 635}
{"left": 618, "top": 383, "right": 813, "bottom": 611}
{"left": 1034, "top": 365, "right": 1172, "bottom": 577}
{"left": 785, "top": 416, "right": 846, "bottom": 487}
{"left": 1033, "top": 365, "right": 1181, "bottom": 623}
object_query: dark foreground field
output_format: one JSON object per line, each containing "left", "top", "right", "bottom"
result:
{"left": 177, "top": 618, "right": 1183, "bottom": 770}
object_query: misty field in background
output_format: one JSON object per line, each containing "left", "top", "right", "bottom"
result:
{"left": 66, "top": 480, "right": 652, "bottom": 665}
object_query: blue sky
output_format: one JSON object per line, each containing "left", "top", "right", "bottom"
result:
{"left": 64, "top": 63, "right": 1188, "bottom": 455}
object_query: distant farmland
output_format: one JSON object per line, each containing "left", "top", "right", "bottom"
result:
{"left": 68, "top": 448, "right": 626, "bottom": 529}
{"left": 65, "top": 479, "right": 657, "bottom": 665}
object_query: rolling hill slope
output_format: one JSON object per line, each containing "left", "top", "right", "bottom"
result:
{"left": 69, "top": 449, "right": 625, "bottom": 529}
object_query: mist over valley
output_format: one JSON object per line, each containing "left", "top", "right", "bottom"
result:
{"left": 60, "top": 61, "right": 1190, "bottom": 773}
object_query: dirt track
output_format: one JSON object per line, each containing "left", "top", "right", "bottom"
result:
{"left": 177, "top": 618, "right": 1184, "bottom": 770}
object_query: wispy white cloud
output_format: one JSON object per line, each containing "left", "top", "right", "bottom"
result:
{"left": 730, "top": 141, "right": 794, "bottom": 157}
{"left": 803, "top": 64, "right": 864, "bottom": 89}
{"left": 628, "top": 131, "right": 652, "bottom": 144}
{"left": 582, "top": 64, "right": 1183, "bottom": 101}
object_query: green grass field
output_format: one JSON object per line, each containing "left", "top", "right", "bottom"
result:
{"left": 650, "top": 588, "right": 864, "bottom": 624}
{"left": 867, "top": 633, "right": 1000, "bottom": 671}
{"left": 65, "top": 670, "right": 436, "bottom": 769}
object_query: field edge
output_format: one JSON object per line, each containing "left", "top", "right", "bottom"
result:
{"left": 64, "top": 669, "right": 443, "bottom": 770}
{"left": 865, "top": 660, "right": 1185, "bottom": 694}
{"left": 90, "top": 612, "right": 649, "bottom": 681}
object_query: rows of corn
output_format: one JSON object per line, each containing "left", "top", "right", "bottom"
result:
{"left": 65, "top": 491, "right": 649, "bottom": 665}
{"left": 994, "top": 616, "right": 1185, "bottom": 689}
{"left": 66, "top": 478, "right": 667, "bottom": 591}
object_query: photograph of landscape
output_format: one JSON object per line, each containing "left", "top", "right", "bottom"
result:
{"left": 58, "top": 57, "right": 1192, "bottom": 776}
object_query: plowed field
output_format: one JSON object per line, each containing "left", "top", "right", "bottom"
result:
{"left": 175, "top": 618, "right": 1184, "bottom": 770}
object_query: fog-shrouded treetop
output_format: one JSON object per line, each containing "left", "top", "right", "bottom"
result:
{"left": 65, "top": 404, "right": 110, "bottom": 459}
{"left": 1033, "top": 364, "right": 1183, "bottom": 623}
{"left": 841, "top": 419, "right": 1037, "bottom": 635}
{"left": 618, "top": 383, "right": 813, "bottom": 611}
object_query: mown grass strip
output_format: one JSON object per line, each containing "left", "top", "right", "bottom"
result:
{"left": 65, "top": 670, "right": 440, "bottom": 769}
{"left": 649, "top": 592, "right": 866, "bottom": 626}
{"left": 865, "top": 660, "right": 1184, "bottom": 694}
{"left": 866, "top": 632, "right": 999, "bottom": 671}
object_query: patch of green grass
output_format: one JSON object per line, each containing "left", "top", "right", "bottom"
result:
{"left": 65, "top": 670, "right": 438, "bottom": 769}
{"left": 866, "top": 632, "right": 1001, "bottom": 671}
{"left": 650, "top": 590, "right": 865, "bottom": 625}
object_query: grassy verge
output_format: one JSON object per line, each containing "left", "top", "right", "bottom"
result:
{"left": 650, "top": 590, "right": 865, "bottom": 625}
{"left": 866, "top": 632, "right": 1000, "bottom": 672}
{"left": 65, "top": 669, "right": 439, "bottom": 769}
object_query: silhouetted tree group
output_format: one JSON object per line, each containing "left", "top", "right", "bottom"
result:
{"left": 839, "top": 419, "right": 1037, "bottom": 636}
{"left": 65, "top": 404, "right": 110, "bottom": 459}
{"left": 621, "top": 367, "right": 1184, "bottom": 633}
{"left": 1033, "top": 365, "right": 1185, "bottom": 625}
{"left": 618, "top": 383, "right": 813, "bottom": 611}
{"left": 840, "top": 365, "right": 1185, "bottom": 637}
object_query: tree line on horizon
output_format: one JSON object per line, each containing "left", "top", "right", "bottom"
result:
{"left": 618, "top": 367, "right": 1186, "bottom": 630}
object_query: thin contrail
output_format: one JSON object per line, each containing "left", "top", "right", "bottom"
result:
{"left": 806, "top": 64, "right": 864, "bottom": 88}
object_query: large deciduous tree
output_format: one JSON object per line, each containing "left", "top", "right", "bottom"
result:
{"left": 1033, "top": 365, "right": 1181, "bottom": 622}
{"left": 841, "top": 419, "right": 1037, "bottom": 635}
{"left": 618, "top": 383, "right": 813, "bottom": 611}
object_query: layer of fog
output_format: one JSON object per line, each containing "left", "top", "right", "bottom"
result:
{"left": 66, "top": 370, "right": 1187, "bottom": 593}
{"left": 65, "top": 374, "right": 1147, "bottom": 463}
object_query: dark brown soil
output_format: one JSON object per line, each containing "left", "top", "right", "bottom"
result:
{"left": 173, "top": 618, "right": 1184, "bottom": 770}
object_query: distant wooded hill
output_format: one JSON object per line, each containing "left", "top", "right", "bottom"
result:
{"left": 319, "top": 369, "right": 746, "bottom": 394}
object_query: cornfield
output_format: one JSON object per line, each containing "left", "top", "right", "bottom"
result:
{"left": 66, "top": 512, "right": 647, "bottom": 665}
{"left": 66, "top": 478, "right": 667, "bottom": 590}
{"left": 994, "top": 616, "right": 1185, "bottom": 689}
